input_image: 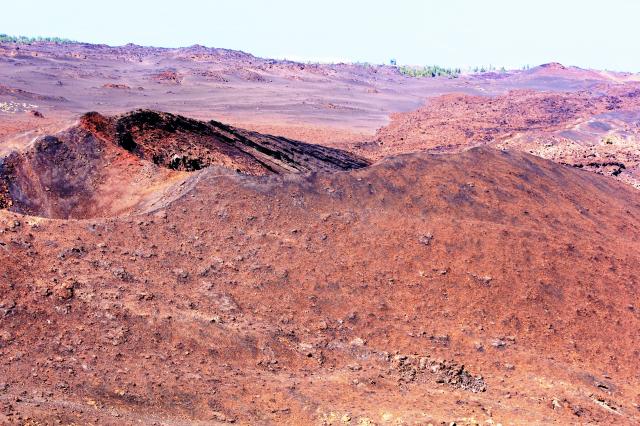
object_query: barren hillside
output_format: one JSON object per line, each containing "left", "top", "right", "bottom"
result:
{"left": 1, "top": 41, "right": 640, "bottom": 425}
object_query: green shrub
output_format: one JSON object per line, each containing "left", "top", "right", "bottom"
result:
{"left": 398, "top": 64, "right": 509, "bottom": 78}
{"left": 398, "top": 65, "right": 461, "bottom": 78}
{"left": 0, "top": 34, "right": 75, "bottom": 44}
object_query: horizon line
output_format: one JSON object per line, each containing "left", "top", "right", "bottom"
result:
{"left": 1, "top": 33, "right": 637, "bottom": 74}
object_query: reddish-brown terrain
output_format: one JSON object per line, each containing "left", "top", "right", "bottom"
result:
{"left": 371, "top": 83, "right": 640, "bottom": 188}
{"left": 0, "top": 110, "right": 368, "bottom": 219}
{"left": 1, "top": 41, "right": 640, "bottom": 425}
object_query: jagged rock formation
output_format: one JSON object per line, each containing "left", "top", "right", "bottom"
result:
{"left": 0, "top": 110, "right": 369, "bottom": 219}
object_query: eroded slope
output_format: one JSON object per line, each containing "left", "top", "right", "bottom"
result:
{"left": 370, "top": 86, "right": 640, "bottom": 187}
{"left": 0, "top": 110, "right": 369, "bottom": 219}
{"left": 1, "top": 148, "right": 639, "bottom": 424}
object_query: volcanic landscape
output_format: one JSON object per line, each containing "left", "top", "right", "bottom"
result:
{"left": 1, "top": 41, "right": 640, "bottom": 425}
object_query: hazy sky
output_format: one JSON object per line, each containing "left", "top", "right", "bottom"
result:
{"left": 2, "top": 0, "right": 639, "bottom": 71}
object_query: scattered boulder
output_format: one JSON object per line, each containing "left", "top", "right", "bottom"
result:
{"left": 0, "top": 299, "right": 16, "bottom": 316}
{"left": 392, "top": 353, "right": 486, "bottom": 392}
{"left": 54, "top": 280, "right": 75, "bottom": 300}
{"left": 0, "top": 330, "right": 13, "bottom": 346}
{"left": 172, "top": 268, "right": 189, "bottom": 283}
{"left": 112, "top": 267, "right": 132, "bottom": 281}
{"left": 350, "top": 337, "right": 366, "bottom": 347}
{"left": 491, "top": 338, "right": 506, "bottom": 349}
{"left": 418, "top": 233, "right": 433, "bottom": 245}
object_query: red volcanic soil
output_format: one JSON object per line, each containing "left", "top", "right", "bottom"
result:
{"left": 0, "top": 110, "right": 368, "bottom": 219}
{"left": 1, "top": 146, "right": 640, "bottom": 424}
{"left": 1, "top": 41, "right": 640, "bottom": 424}
{"left": 2, "top": 42, "right": 635, "bottom": 136}
{"left": 371, "top": 86, "right": 640, "bottom": 187}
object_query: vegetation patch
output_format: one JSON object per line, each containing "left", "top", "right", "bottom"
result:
{"left": 0, "top": 33, "right": 75, "bottom": 44}
{"left": 398, "top": 65, "right": 461, "bottom": 78}
{"left": 398, "top": 64, "right": 508, "bottom": 78}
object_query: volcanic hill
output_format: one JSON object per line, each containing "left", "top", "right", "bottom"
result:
{"left": 370, "top": 85, "right": 640, "bottom": 188}
{"left": 0, "top": 109, "right": 369, "bottom": 219}
{"left": 1, "top": 134, "right": 640, "bottom": 423}
{"left": 1, "top": 41, "right": 640, "bottom": 425}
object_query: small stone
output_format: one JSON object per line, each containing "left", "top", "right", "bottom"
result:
{"left": 350, "top": 337, "right": 366, "bottom": 347}
{"left": 419, "top": 357, "right": 429, "bottom": 370}
{"left": 154, "top": 210, "right": 168, "bottom": 220}
{"left": 419, "top": 233, "right": 433, "bottom": 245}
{"left": 393, "top": 354, "right": 408, "bottom": 363}
{"left": 0, "top": 330, "right": 13, "bottom": 343}
{"left": 112, "top": 267, "right": 132, "bottom": 281}
{"left": 211, "top": 411, "right": 236, "bottom": 423}
{"left": 491, "top": 339, "right": 506, "bottom": 349}
{"left": 173, "top": 269, "right": 189, "bottom": 282}
{"left": 54, "top": 281, "right": 75, "bottom": 300}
